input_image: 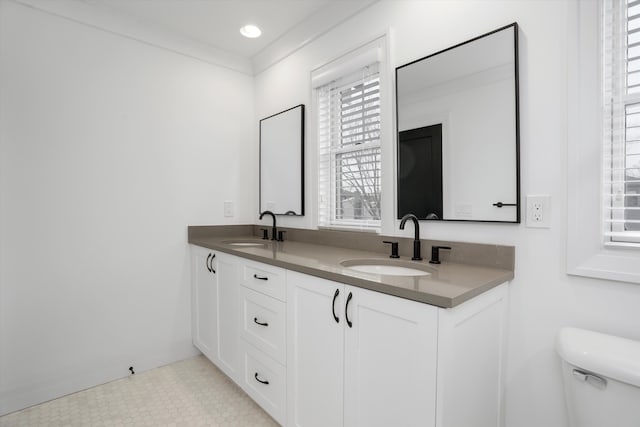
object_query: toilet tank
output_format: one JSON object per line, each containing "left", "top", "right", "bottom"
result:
{"left": 556, "top": 327, "right": 640, "bottom": 427}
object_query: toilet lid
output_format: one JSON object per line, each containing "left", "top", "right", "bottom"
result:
{"left": 557, "top": 327, "right": 640, "bottom": 388}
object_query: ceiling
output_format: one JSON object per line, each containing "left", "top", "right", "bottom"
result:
{"left": 82, "top": 0, "right": 371, "bottom": 59}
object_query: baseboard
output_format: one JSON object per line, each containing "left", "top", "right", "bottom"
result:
{"left": 0, "top": 343, "right": 200, "bottom": 416}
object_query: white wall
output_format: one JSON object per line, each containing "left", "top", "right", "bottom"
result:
{"left": 0, "top": 0, "right": 255, "bottom": 415}
{"left": 254, "top": 1, "right": 640, "bottom": 426}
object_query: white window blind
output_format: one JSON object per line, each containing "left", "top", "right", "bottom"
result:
{"left": 603, "top": 0, "right": 640, "bottom": 243}
{"left": 317, "top": 63, "right": 381, "bottom": 230}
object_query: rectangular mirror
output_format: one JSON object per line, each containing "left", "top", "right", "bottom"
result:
{"left": 396, "top": 23, "right": 520, "bottom": 223}
{"left": 260, "top": 104, "right": 305, "bottom": 215}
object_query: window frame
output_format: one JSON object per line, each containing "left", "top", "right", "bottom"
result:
{"left": 311, "top": 36, "right": 389, "bottom": 232}
{"left": 567, "top": 0, "right": 640, "bottom": 283}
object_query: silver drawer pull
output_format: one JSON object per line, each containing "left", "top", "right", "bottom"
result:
{"left": 253, "top": 317, "right": 268, "bottom": 327}
{"left": 254, "top": 372, "right": 269, "bottom": 385}
{"left": 572, "top": 368, "right": 607, "bottom": 390}
{"left": 253, "top": 274, "right": 268, "bottom": 281}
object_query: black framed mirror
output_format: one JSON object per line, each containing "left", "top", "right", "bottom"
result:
{"left": 395, "top": 23, "right": 520, "bottom": 223}
{"left": 259, "top": 104, "right": 305, "bottom": 216}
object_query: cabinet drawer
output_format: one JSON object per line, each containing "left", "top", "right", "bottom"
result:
{"left": 241, "top": 260, "right": 286, "bottom": 301}
{"left": 240, "top": 287, "right": 286, "bottom": 364}
{"left": 240, "top": 341, "right": 286, "bottom": 425}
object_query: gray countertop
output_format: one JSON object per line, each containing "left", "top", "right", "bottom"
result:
{"left": 189, "top": 232, "right": 513, "bottom": 309}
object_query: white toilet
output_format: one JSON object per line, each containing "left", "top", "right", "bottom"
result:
{"left": 556, "top": 327, "right": 640, "bottom": 427}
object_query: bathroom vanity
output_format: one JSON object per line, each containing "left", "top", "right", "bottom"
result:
{"left": 188, "top": 225, "right": 513, "bottom": 427}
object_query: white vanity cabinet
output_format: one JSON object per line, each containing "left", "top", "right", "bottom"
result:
{"left": 190, "top": 246, "right": 241, "bottom": 382}
{"left": 191, "top": 245, "right": 508, "bottom": 427}
{"left": 286, "top": 271, "right": 508, "bottom": 427}
{"left": 286, "top": 270, "right": 439, "bottom": 427}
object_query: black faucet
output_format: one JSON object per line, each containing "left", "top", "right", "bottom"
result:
{"left": 259, "top": 210, "right": 278, "bottom": 241}
{"left": 400, "top": 213, "right": 422, "bottom": 260}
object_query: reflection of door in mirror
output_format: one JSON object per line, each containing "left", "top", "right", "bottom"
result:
{"left": 398, "top": 124, "right": 443, "bottom": 220}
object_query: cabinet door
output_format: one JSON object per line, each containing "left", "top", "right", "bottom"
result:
{"left": 191, "top": 246, "right": 218, "bottom": 362}
{"left": 343, "top": 286, "right": 438, "bottom": 427}
{"left": 216, "top": 252, "right": 240, "bottom": 381}
{"left": 287, "top": 271, "right": 344, "bottom": 427}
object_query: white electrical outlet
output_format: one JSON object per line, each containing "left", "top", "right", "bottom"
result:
{"left": 526, "top": 195, "right": 551, "bottom": 228}
{"left": 224, "top": 201, "right": 234, "bottom": 217}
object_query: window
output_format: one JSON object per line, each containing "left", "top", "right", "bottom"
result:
{"left": 567, "top": 0, "right": 640, "bottom": 283}
{"left": 603, "top": 0, "right": 640, "bottom": 243}
{"left": 316, "top": 58, "right": 382, "bottom": 230}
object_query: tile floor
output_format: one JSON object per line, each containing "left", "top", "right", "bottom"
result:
{"left": 0, "top": 355, "right": 278, "bottom": 427}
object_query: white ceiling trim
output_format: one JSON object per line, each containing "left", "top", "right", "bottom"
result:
{"left": 11, "top": 0, "right": 377, "bottom": 77}
{"left": 12, "top": 0, "right": 253, "bottom": 75}
{"left": 251, "top": 0, "right": 378, "bottom": 75}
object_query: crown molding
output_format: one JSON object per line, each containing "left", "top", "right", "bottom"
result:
{"left": 10, "top": 0, "right": 378, "bottom": 77}
{"left": 11, "top": 0, "right": 253, "bottom": 75}
{"left": 251, "top": 0, "right": 378, "bottom": 75}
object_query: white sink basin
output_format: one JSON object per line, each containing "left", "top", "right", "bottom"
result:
{"left": 222, "top": 239, "right": 271, "bottom": 247}
{"left": 340, "top": 259, "right": 432, "bottom": 276}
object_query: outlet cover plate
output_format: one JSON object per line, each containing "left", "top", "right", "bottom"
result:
{"left": 224, "top": 201, "right": 234, "bottom": 217}
{"left": 526, "top": 195, "right": 551, "bottom": 228}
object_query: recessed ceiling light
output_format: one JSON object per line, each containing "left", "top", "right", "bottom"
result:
{"left": 240, "top": 24, "right": 261, "bottom": 38}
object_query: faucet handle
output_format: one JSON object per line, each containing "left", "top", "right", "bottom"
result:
{"left": 277, "top": 230, "right": 286, "bottom": 242}
{"left": 382, "top": 241, "right": 400, "bottom": 258}
{"left": 429, "top": 246, "right": 451, "bottom": 264}
{"left": 260, "top": 228, "right": 269, "bottom": 240}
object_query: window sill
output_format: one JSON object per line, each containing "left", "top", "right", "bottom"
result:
{"left": 317, "top": 225, "right": 380, "bottom": 234}
{"left": 568, "top": 248, "right": 640, "bottom": 284}
{"left": 604, "top": 239, "right": 640, "bottom": 248}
